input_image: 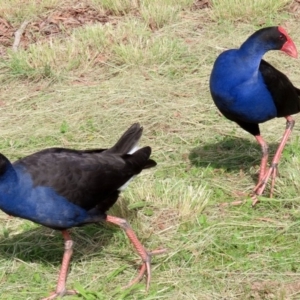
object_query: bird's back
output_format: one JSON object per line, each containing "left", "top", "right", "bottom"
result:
{"left": 13, "top": 124, "right": 156, "bottom": 212}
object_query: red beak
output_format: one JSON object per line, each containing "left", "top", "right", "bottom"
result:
{"left": 278, "top": 26, "right": 298, "bottom": 58}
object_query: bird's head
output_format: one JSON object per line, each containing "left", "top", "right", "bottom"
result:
{"left": 239, "top": 26, "right": 298, "bottom": 59}
{"left": 277, "top": 26, "right": 298, "bottom": 58}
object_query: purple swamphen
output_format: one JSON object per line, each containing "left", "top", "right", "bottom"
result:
{"left": 210, "top": 26, "right": 300, "bottom": 205}
{"left": 0, "top": 123, "right": 165, "bottom": 299}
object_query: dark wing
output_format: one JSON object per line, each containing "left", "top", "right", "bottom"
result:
{"left": 13, "top": 147, "right": 156, "bottom": 212}
{"left": 259, "top": 59, "right": 300, "bottom": 117}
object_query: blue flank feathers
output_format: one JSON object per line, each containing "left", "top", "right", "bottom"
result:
{"left": 0, "top": 160, "right": 91, "bottom": 229}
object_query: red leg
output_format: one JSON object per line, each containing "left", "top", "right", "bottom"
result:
{"left": 255, "top": 135, "right": 269, "bottom": 183}
{"left": 106, "top": 215, "right": 166, "bottom": 291}
{"left": 219, "top": 135, "right": 268, "bottom": 207}
{"left": 253, "top": 116, "right": 295, "bottom": 203}
{"left": 221, "top": 117, "right": 294, "bottom": 207}
{"left": 249, "top": 135, "right": 269, "bottom": 206}
{"left": 41, "top": 230, "right": 77, "bottom": 300}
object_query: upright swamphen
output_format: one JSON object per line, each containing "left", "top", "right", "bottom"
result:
{"left": 0, "top": 123, "right": 164, "bottom": 299}
{"left": 210, "top": 26, "right": 300, "bottom": 204}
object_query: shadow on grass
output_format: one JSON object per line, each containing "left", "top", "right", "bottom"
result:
{"left": 0, "top": 224, "right": 112, "bottom": 265}
{"left": 0, "top": 199, "right": 139, "bottom": 266}
{"left": 189, "top": 136, "right": 279, "bottom": 175}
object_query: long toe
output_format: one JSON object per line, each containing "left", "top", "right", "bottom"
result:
{"left": 41, "top": 289, "right": 77, "bottom": 300}
{"left": 123, "top": 248, "right": 167, "bottom": 291}
{"left": 269, "top": 164, "right": 279, "bottom": 198}
{"left": 106, "top": 215, "right": 166, "bottom": 291}
{"left": 253, "top": 164, "right": 278, "bottom": 197}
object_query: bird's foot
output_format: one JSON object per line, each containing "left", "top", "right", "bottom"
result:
{"left": 253, "top": 163, "right": 278, "bottom": 200}
{"left": 41, "top": 289, "right": 77, "bottom": 300}
{"left": 123, "top": 248, "right": 167, "bottom": 291}
{"left": 106, "top": 214, "right": 166, "bottom": 291}
{"left": 250, "top": 193, "right": 260, "bottom": 207}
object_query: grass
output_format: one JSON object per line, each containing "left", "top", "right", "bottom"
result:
{"left": 0, "top": 0, "right": 60, "bottom": 24}
{"left": 211, "top": 0, "right": 291, "bottom": 24}
{"left": 0, "top": 0, "right": 300, "bottom": 299}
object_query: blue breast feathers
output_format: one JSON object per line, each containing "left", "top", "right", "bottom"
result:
{"left": 210, "top": 49, "right": 277, "bottom": 124}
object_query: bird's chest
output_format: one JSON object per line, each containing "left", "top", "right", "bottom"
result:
{"left": 210, "top": 53, "right": 279, "bottom": 123}
{"left": 213, "top": 74, "right": 278, "bottom": 123}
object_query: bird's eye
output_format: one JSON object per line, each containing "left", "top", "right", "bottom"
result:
{"left": 279, "top": 34, "right": 284, "bottom": 40}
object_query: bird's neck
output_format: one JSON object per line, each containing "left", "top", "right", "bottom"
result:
{"left": 0, "top": 157, "right": 21, "bottom": 217}
{"left": 0, "top": 155, "right": 18, "bottom": 195}
{"left": 238, "top": 37, "right": 268, "bottom": 69}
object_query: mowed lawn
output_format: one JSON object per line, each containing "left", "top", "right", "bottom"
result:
{"left": 1, "top": 0, "right": 300, "bottom": 299}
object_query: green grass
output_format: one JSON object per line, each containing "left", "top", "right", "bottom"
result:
{"left": 0, "top": 0, "right": 60, "bottom": 24}
{"left": 211, "top": 0, "right": 291, "bottom": 24}
{"left": 1, "top": 0, "right": 300, "bottom": 299}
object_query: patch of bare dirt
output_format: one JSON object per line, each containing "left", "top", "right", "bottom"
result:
{"left": 192, "top": 0, "right": 212, "bottom": 11}
{"left": 0, "top": 17, "right": 13, "bottom": 57}
{"left": 153, "top": 208, "right": 180, "bottom": 231}
{"left": 0, "top": 17, "right": 14, "bottom": 47}
{"left": 27, "top": 5, "right": 113, "bottom": 42}
{"left": 250, "top": 279, "right": 300, "bottom": 299}
{"left": 0, "top": 3, "right": 116, "bottom": 57}
{"left": 289, "top": 0, "right": 300, "bottom": 13}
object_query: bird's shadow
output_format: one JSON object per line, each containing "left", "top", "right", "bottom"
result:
{"left": 189, "top": 136, "right": 279, "bottom": 181}
{"left": 0, "top": 199, "right": 138, "bottom": 267}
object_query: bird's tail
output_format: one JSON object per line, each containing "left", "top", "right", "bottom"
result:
{"left": 124, "top": 146, "right": 157, "bottom": 171}
{"left": 117, "top": 146, "right": 157, "bottom": 192}
{"left": 106, "top": 123, "right": 143, "bottom": 154}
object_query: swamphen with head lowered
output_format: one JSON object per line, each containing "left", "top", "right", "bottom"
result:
{"left": 210, "top": 26, "right": 300, "bottom": 205}
{"left": 0, "top": 123, "right": 165, "bottom": 299}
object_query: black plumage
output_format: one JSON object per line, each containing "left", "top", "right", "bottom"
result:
{"left": 0, "top": 123, "right": 164, "bottom": 299}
